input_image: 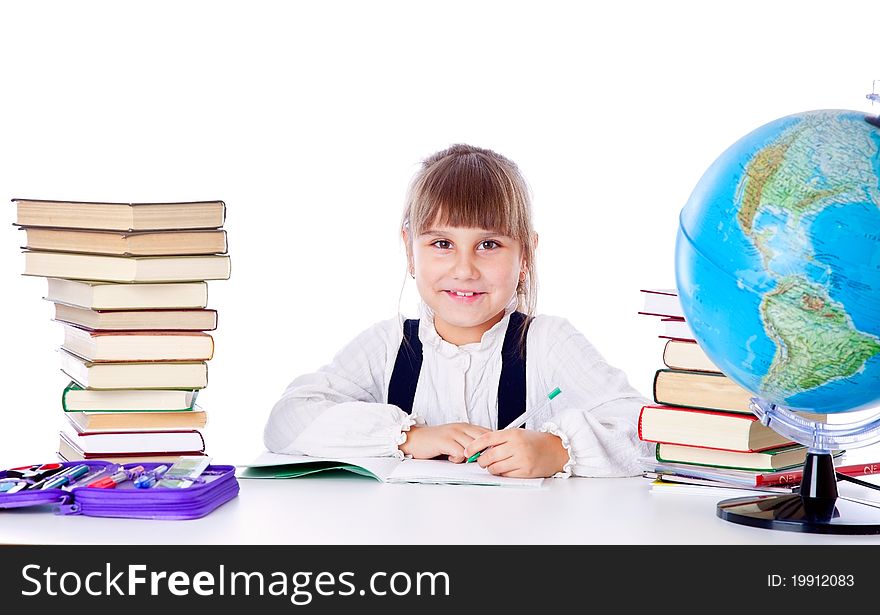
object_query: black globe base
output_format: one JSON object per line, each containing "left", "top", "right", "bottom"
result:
{"left": 717, "top": 452, "right": 880, "bottom": 535}
{"left": 717, "top": 493, "right": 880, "bottom": 534}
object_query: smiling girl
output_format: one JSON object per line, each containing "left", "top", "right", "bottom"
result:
{"left": 264, "top": 144, "right": 651, "bottom": 478}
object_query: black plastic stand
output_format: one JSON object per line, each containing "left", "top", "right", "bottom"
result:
{"left": 717, "top": 452, "right": 880, "bottom": 534}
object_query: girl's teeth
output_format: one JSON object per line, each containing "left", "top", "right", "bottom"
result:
{"left": 455, "top": 292, "right": 474, "bottom": 297}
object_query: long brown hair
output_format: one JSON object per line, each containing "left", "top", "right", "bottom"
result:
{"left": 401, "top": 143, "right": 538, "bottom": 318}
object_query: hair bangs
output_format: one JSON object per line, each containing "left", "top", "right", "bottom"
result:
{"left": 409, "top": 152, "right": 522, "bottom": 239}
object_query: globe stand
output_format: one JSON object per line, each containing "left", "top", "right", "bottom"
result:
{"left": 716, "top": 399, "right": 880, "bottom": 534}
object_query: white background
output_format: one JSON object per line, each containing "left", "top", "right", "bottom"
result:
{"left": 0, "top": 1, "right": 877, "bottom": 467}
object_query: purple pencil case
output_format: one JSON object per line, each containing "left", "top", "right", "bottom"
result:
{"left": 0, "top": 460, "right": 239, "bottom": 520}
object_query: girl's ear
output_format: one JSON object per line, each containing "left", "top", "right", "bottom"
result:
{"left": 402, "top": 227, "right": 414, "bottom": 271}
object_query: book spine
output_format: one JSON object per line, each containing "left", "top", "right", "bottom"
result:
{"left": 61, "top": 380, "right": 78, "bottom": 413}
{"left": 195, "top": 429, "right": 206, "bottom": 452}
{"left": 652, "top": 369, "right": 661, "bottom": 405}
{"left": 661, "top": 338, "right": 672, "bottom": 368}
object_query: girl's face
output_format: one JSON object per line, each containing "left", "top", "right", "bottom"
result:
{"left": 407, "top": 224, "right": 524, "bottom": 345}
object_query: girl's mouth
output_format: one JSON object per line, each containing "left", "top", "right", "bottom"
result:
{"left": 444, "top": 290, "right": 485, "bottom": 304}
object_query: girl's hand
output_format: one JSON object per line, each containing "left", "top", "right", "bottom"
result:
{"left": 463, "top": 429, "right": 568, "bottom": 478}
{"left": 399, "top": 423, "right": 491, "bottom": 462}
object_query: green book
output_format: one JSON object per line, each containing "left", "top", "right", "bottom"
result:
{"left": 61, "top": 381, "right": 199, "bottom": 413}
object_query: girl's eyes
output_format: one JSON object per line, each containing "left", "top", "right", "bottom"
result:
{"left": 429, "top": 240, "right": 500, "bottom": 250}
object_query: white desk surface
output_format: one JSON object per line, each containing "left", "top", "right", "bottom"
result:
{"left": 3, "top": 474, "right": 880, "bottom": 545}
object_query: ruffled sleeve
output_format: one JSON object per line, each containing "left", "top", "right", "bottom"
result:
{"left": 263, "top": 318, "right": 416, "bottom": 458}
{"left": 538, "top": 421, "right": 575, "bottom": 478}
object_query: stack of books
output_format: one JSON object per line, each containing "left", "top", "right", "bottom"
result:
{"left": 637, "top": 288, "right": 822, "bottom": 495}
{"left": 15, "top": 199, "right": 231, "bottom": 464}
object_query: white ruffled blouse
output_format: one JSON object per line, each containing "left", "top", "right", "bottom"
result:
{"left": 264, "top": 298, "right": 654, "bottom": 477}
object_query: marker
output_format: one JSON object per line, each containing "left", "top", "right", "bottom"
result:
{"left": 134, "top": 465, "right": 169, "bottom": 489}
{"left": 28, "top": 465, "right": 75, "bottom": 490}
{"left": 467, "top": 387, "right": 562, "bottom": 463}
{"left": 69, "top": 464, "right": 120, "bottom": 489}
{"left": 40, "top": 464, "right": 90, "bottom": 490}
{"left": 89, "top": 470, "right": 130, "bottom": 489}
{"left": 126, "top": 465, "right": 146, "bottom": 479}
{"left": 89, "top": 465, "right": 145, "bottom": 489}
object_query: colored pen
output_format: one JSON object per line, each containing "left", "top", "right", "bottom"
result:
{"left": 40, "top": 464, "right": 90, "bottom": 490}
{"left": 27, "top": 465, "right": 74, "bottom": 490}
{"left": 89, "top": 470, "right": 130, "bottom": 489}
{"left": 134, "top": 465, "right": 168, "bottom": 489}
{"left": 69, "top": 464, "right": 120, "bottom": 489}
{"left": 467, "top": 387, "right": 562, "bottom": 463}
{"left": 89, "top": 465, "right": 145, "bottom": 489}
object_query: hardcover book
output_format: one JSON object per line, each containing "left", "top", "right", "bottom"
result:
{"left": 638, "top": 404, "right": 793, "bottom": 452}
{"left": 60, "top": 324, "right": 215, "bottom": 362}
{"left": 659, "top": 318, "right": 695, "bottom": 342}
{"left": 53, "top": 303, "right": 218, "bottom": 331}
{"left": 45, "top": 278, "right": 209, "bottom": 310}
{"left": 24, "top": 251, "right": 231, "bottom": 283}
{"left": 662, "top": 339, "right": 720, "bottom": 373}
{"left": 65, "top": 407, "right": 208, "bottom": 433}
{"left": 653, "top": 369, "right": 755, "bottom": 414}
{"left": 58, "top": 428, "right": 206, "bottom": 460}
{"left": 21, "top": 227, "right": 228, "bottom": 256}
{"left": 14, "top": 199, "right": 225, "bottom": 231}
{"left": 639, "top": 288, "right": 684, "bottom": 319}
{"left": 59, "top": 348, "right": 208, "bottom": 390}
{"left": 57, "top": 442, "right": 201, "bottom": 464}
{"left": 62, "top": 381, "right": 199, "bottom": 412}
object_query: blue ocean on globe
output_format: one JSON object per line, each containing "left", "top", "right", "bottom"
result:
{"left": 676, "top": 110, "right": 880, "bottom": 414}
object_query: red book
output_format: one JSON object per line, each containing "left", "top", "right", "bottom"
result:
{"left": 757, "top": 462, "right": 880, "bottom": 487}
{"left": 58, "top": 428, "right": 205, "bottom": 459}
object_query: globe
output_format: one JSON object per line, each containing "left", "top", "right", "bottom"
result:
{"left": 675, "top": 109, "right": 880, "bottom": 416}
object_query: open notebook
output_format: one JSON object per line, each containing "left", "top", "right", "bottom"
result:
{"left": 238, "top": 452, "right": 545, "bottom": 488}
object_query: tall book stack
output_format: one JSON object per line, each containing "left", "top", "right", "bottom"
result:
{"left": 15, "top": 199, "right": 231, "bottom": 464}
{"left": 636, "top": 288, "right": 822, "bottom": 493}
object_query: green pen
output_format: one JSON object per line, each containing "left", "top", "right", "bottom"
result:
{"left": 467, "top": 387, "right": 562, "bottom": 463}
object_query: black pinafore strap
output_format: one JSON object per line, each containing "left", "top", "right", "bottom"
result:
{"left": 387, "top": 312, "right": 532, "bottom": 428}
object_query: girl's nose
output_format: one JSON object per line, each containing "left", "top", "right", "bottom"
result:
{"left": 451, "top": 252, "right": 479, "bottom": 279}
